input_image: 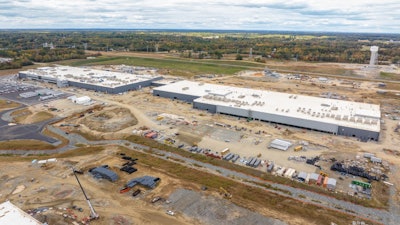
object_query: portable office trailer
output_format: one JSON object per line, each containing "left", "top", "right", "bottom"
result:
{"left": 309, "top": 173, "right": 319, "bottom": 184}
{"left": 253, "top": 159, "right": 261, "bottom": 167}
{"left": 305, "top": 173, "right": 310, "bottom": 183}
{"left": 276, "top": 167, "right": 286, "bottom": 176}
{"left": 297, "top": 171, "right": 307, "bottom": 182}
{"left": 231, "top": 154, "right": 240, "bottom": 163}
{"left": 323, "top": 176, "right": 329, "bottom": 188}
{"left": 227, "top": 154, "right": 235, "bottom": 161}
{"left": 247, "top": 158, "right": 256, "bottom": 166}
{"left": 327, "top": 178, "right": 337, "bottom": 190}
{"left": 221, "top": 148, "right": 230, "bottom": 156}
{"left": 284, "top": 168, "right": 293, "bottom": 178}
{"left": 223, "top": 153, "right": 232, "bottom": 160}
{"left": 267, "top": 162, "right": 274, "bottom": 172}
{"left": 316, "top": 175, "right": 324, "bottom": 186}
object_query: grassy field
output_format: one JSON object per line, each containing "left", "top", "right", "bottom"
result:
{"left": 0, "top": 99, "right": 20, "bottom": 111}
{"left": 380, "top": 71, "right": 400, "bottom": 81}
{"left": 62, "top": 56, "right": 253, "bottom": 77}
{"left": 0, "top": 146, "right": 105, "bottom": 162}
{"left": 10, "top": 108, "right": 32, "bottom": 123}
{"left": 117, "top": 146, "right": 379, "bottom": 225}
{"left": 0, "top": 139, "right": 57, "bottom": 150}
{"left": 30, "top": 111, "right": 54, "bottom": 123}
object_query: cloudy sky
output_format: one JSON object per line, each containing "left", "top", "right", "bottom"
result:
{"left": 0, "top": 0, "right": 399, "bottom": 33}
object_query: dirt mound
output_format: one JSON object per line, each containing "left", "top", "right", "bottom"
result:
{"left": 82, "top": 107, "right": 138, "bottom": 132}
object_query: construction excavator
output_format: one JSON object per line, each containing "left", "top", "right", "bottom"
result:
{"left": 72, "top": 168, "right": 99, "bottom": 222}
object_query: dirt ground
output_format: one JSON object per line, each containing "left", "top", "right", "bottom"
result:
{"left": 0, "top": 146, "right": 287, "bottom": 225}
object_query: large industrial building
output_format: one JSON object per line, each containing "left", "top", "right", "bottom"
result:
{"left": 18, "top": 66, "right": 162, "bottom": 94}
{"left": 153, "top": 80, "right": 381, "bottom": 141}
{"left": 0, "top": 201, "right": 42, "bottom": 225}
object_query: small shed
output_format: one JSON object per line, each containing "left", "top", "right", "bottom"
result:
{"left": 327, "top": 178, "right": 337, "bottom": 190}
{"left": 269, "top": 139, "right": 292, "bottom": 151}
{"left": 90, "top": 167, "right": 119, "bottom": 182}
{"left": 297, "top": 172, "right": 308, "bottom": 182}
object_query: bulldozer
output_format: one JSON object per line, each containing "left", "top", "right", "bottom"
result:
{"left": 219, "top": 187, "right": 232, "bottom": 199}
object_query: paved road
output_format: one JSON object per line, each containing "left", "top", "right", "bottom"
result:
{"left": 0, "top": 125, "right": 398, "bottom": 225}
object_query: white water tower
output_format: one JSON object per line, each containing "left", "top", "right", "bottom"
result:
{"left": 369, "top": 46, "right": 379, "bottom": 66}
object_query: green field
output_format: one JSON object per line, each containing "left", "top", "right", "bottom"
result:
{"left": 63, "top": 56, "right": 252, "bottom": 77}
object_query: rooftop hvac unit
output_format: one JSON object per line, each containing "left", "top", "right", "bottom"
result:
{"left": 182, "top": 87, "right": 189, "bottom": 90}
{"left": 335, "top": 115, "right": 341, "bottom": 120}
{"left": 330, "top": 114, "right": 335, "bottom": 118}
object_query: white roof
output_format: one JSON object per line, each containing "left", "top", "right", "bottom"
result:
{"left": 309, "top": 173, "right": 320, "bottom": 180}
{"left": 327, "top": 178, "right": 337, "bottom": 186}
{"left": 269, "top": 139, "right": 292, "bottom": 151}
{"left": 20, "top": 66, "right": 160, "bottom": 88}
{"left": 156, "top": 80, "right": 380, "bottom": 132}
{"left": 0, "top": 201, "right": 42, "bottom": 225}
{"left": 298, "top": 172, "right": 308, "bottom": 179}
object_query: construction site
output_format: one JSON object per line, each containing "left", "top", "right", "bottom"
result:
{"left": 0, "top": 59, "right": 399, "bottom": 225}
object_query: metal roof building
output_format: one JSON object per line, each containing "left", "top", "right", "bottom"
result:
{"left": 153, "top": 80, "right": 381, "bottom": 141}
{"left": 90, "top": 167, "right": 119, "bottom": 182}
{"left": 19, "top": 66, "right": 163, "bottom": 94}
{"left": 0, "top": 201, "right": 42, "bottom": 225}
{"left": 126, "top": 176, "right": 160, "bottom": 189}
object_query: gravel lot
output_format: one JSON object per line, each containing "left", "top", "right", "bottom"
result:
{"left": 167, "top": 189, "right": 287, "bottom": 225}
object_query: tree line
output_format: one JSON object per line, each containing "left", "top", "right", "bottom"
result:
{"left": 1, "top": 30, "right": 399, "bottom": 68}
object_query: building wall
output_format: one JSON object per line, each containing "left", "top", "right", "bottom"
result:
{"left": 193, "top": 101, "right": 217, "bottom": 112}
{"left": 338, "top": 126, "right": 379, "bottom": 141}
{"left": 214, "top": 105, "right": 339, "bottom": 133}
{"left": 153, "top": 90, "right": 199, "bottom": 102}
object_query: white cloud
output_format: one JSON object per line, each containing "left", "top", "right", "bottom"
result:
{"left": 0, "top": 0, "right": 398, "bottom": 33}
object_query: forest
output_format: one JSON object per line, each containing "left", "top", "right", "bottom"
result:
{"left": 0, "top": 30, "right": 399, "bottom": 69}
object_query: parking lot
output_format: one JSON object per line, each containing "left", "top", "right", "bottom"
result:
{"left": 0, "top": 76, "right": 70, "bottom": 105}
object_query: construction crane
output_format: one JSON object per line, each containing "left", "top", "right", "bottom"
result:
{"left": 72, "top": 168, "right": 99, "bottom": 220}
